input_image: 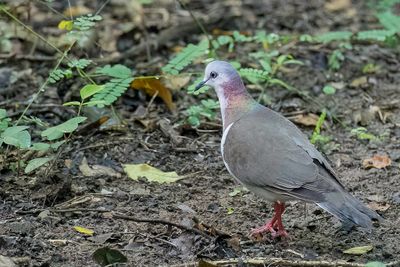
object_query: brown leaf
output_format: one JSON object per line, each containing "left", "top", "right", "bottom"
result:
{"left": 63, "top": 6, "right": 92, "bottom": 17}
{"left": 291, "top": 113, "right": 320, "bottom": 126}
{"left": 325, "top": 0, "right": 351, "bottom": 11}
{"left": 368, "top": 201, "right": 390, "bottom": 212}
{"left": 350, "top": 76, "right": 368, "bottom": 88}
{"left": 161, "top": 74, "right": 191, "bottom": 91}
{"left": 131, "top": 78, "right": 176, "bottom": 111}
{"left": 362, "top": 155, "right": 391, "bottom": 169}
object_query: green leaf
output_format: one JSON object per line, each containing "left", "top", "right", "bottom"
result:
{"left": 90, "top": 77, "right": 133, "bottom": 106}
{"left": 80, "top": 84, "right": 105, "bottom": 100}
{"left": 2, "top": 126, "right": 29, "bottom": 136}
{"left": 187, "top": 116, "right": 200, "bottom": 127}
{"left": 365, "top": 261, "right": 386, "bottom": 267}
{"left": 227, "top": 207, "right": 235, "bottom": 215}
{"left": 162, "top": 40, "right": 209, "bottom": 75}
{"left": 239, "top": 68, "right": 270, "bottom": 83}
{"left": 229, "top": 187, "right": 242, "bottom": 197}
{"left": 377, "top": 11, "right": 400, "bottom": 32}
{"left": 25, "top": 157, "right": 53, "bottom": 173}
{"left": 343, "top": 245, "right": 373, "bottom": 255}
{"left": 83, "top": 100, "right": 107, "bottom": 106}
{"left": 63, "top": 101, "right": 81, "bottom": 106}
{"left": 67, "top": 58, "right": 92, "bottom": 69}
{"left": 123, "top": 164, "right": 183, "bottom": 184}
{"left": 41, "top": 116, "right": 87, "bottom": 141}
{"left": 356, "top": 30, "right": 395, "bottom": 41}
{"left": 50, "top": 140, "right": 66, "bottom": 150}
{"left": 315, "top": 31, "right": 353, "bottom": 43}
{"left": 1, "top": 126, "right": 31, "bottom": 148}
{"left": 30, "top": 142, "right": 51, "bottom": 151}
{"left": 0, "top": 109, "right": 7, "bottom": 120}
{"left": 322, "top": 85, "right": 336, "bottom": 95}
{"left": 96, "top": 64, "right": 132, "bottom": 79}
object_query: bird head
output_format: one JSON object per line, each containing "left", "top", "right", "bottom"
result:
{"left": 195, "top": 61, "right": 243, "bottom": 96}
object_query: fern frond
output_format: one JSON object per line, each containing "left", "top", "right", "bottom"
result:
{"left": 162, "top": 40, "right": 209, "bottom": 75}
{"left": 239, "top": 68, "right": 270, "bottom": 83}
{"left": 49, "top": 69, "right": 72, "bottom": 83}
{"left": 315, "top": 31, "right": 353, "bottom": 43}
{"left": 91, "top": 64, "right": 134, "bottom": 107}
{"left": 377, "top": 11, "right": 400, "bottom": 32}
{"left": 90, "top": 78, "right": 134, "bottom": 107}
{"left": 356, "top": 30, "right": 395, "bottom": 41}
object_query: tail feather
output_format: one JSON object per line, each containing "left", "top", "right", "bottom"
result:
{"left": 317, "top": 191, "right": 382, "bottom": 229}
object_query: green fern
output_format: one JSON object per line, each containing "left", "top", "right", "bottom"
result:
{"left": 356, "top": 30, "right": 395, "bottom": 41}
{"left": 49, "top": 69, "right": 72, "bottom": 83}
{"left": 162, "top": 40, "right": 209, "bottom": 75}
{"left": 315, "top": 31, "right": 353, "bottom": 43}
{"left": 239, "top": 68, "right": 270, "bottom": 83}
{"left": 73, "top": 14, "right": 102, "bottom": 31}
{"left": 377, "top": 11, "right": 400, "bottom": 32}
{"left": 91, "top": 64, "right": 134, "bottom": 107}
{"left": 68, "top": 59, "right": 92, "bottom": 69}
{"left": 211, "top": 35, "right": 234, "bottom": 51}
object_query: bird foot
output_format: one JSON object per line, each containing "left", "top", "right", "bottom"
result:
{"left": 251, "top": 221, "right": 289, "bottom": 238}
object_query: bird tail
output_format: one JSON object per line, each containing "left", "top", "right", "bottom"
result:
{"left": 317, "top": 190, "right": 382, "bottom": 229}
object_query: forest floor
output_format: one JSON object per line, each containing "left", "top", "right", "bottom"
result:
{"left": 0, "top": 0, "right": 399, "bottom": 266}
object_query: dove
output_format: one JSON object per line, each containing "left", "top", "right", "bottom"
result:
{"left": 195, "top": 60, "right": 381, "bottom": 237}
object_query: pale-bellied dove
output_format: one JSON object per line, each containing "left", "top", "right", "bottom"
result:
{"left": 195, "top": 60, "right": 381, "bottom": 237}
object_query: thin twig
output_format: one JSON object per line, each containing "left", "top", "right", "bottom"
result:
{"left": 112, "top": 213, "right": 212, "bottom": 239}
{"left": 169, "top": 258, "right": 400, "bottom": 267}
{"left": 16, "top": 208, "right": 111, "bottom": 215}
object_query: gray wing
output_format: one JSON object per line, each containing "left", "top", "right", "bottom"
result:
{"left": 223, "top": 105, "right": 343, "bottom": 202}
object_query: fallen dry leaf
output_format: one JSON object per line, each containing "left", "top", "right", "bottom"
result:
{"left": 63, "top": 6, "right": 92, "bottom": 17}
{"left": 161, "top": 74, "right": 192, "bottom": 91}
{"left": 362, "top": 154, "right": 391, "bottom": 169}
{"left": 343, "top": 245, "right": 373, "bottom": 255}
{"left": 325, "top": 0, "right": 351, "bottom": 11}
{"left": 73, "top": 226, "right": 94, "bottom": 236}
{"left": 131, "top": 78, "right": 176, "bottom": 111}
{"left": 291, "top": 113, "right": 320, "bottom": 126}
{"left": 350, "top": 76, "right": 368, "bottom": 88}
{"left": 123, "top": 163, "right": 182, "bottom": 184}
{"left": 79, "top": 157, "right": 121, "bottom": 177}
{"left": 367, "top": 201, "right": 390, "bottom": 212}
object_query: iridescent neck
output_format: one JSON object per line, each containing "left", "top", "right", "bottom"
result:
{"left": 216, "top": 81, "right": 257, "bottom": 130}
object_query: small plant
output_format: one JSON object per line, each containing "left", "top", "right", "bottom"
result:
{"left": 350, "top": 127, "right": 377, "bottom": 141}
{"left": 186, "top": 99, "right": 219, "bottom": 127}
{"left": 90, "top": 64, "right": 134, "bottom": 107}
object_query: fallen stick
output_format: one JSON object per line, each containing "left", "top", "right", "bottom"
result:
{"left": 169, "top": 258, "right": 400, "bottom": 267}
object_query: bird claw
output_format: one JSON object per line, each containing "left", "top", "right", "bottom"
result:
{"left": 250, "top": 221, "right": 289, "bottom": 239}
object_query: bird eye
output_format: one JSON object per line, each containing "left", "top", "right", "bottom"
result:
{"left": 210, "top": 71, "right": 218, "bottom": 79}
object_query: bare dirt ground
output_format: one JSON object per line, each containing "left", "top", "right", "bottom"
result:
{"left": 0, "top": 0, "right": 399, "bottom": 266}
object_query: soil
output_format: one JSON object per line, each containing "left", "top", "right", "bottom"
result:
{"left": 0, "top": 0, "right": 399, "bottom": 266}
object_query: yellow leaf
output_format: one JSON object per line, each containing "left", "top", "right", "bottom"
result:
{"left": 123, "top": 164, "right": 182, "bottom": 184}
{"left": 343, "top": 245, "right": 373, "bottom": 255}
{"left": 74, "top": 226, "right": 94, "bottom": 236}
{"left": 131, "top": 78, "right": 176, "bottom": 111}
{"left": 58, "top": 20, "right": 73, "bottom": 31}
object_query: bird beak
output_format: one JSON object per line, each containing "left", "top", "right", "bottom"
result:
{"left": 194, "top": 77, "right": 210, "bottom": 93}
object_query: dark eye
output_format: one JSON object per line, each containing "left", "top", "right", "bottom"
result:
{"left": 210, "top": 71, "right": 218, "bottom": 79}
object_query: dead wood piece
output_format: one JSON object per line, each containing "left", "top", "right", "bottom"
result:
{"left": 112, "top": 213, "right": 212, "bottom": 239}
{"left": 169, "top": 258, "right": 400, "bottom": 267}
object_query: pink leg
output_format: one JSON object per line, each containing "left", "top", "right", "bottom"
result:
{"left": 251, "top": 202, "right": 289, "bottom": 238}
